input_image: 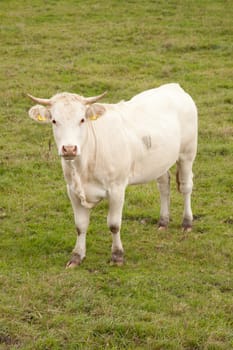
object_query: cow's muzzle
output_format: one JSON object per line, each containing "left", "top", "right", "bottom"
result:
{"left": 61, "top": 145, "right": 78, "bottom": 159}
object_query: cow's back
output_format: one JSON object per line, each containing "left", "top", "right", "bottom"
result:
{"left": 127, "top": 83, "right": 198, "bottom": 159}
{"left": 89, "top": 83, "right": 197, "bottom": 185}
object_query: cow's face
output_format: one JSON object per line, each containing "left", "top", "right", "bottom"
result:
{"left": 28, "top": 92, "right": 106, "bottom": 160}
{"left": 50, "top": 99, "right": 87, "bottom": 159}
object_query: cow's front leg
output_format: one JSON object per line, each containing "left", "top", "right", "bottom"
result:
{"left": 107, "top": 186, "right": 125, "bottom": 265}
{"left": 66, "top": 186, "right": 90, "bottom": 268}
{"left": 157, "top": 172, "right": 170, "bottom": 230}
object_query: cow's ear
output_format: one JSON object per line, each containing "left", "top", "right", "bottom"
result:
{"left": 28, "top": 105, "right": 51, "bottom": 124}
{"left": 85, "top": 104, "right": 106, "bottom": 121}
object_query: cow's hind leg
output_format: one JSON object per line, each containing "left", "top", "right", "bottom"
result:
{"left": 107, "top": 186, "right": 125, "bottom": 265}
{"left": 66, "top": 186, "right": 90, "bottom": 268}
{"left": 176, "top": 159, "right": 194, "bottom": 231}
{"left": 157, "top": 172, "right": 170, "bottom": 230}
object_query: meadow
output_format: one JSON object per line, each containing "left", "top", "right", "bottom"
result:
{"left": 0, "top": 0, "right": 232, "bottom": 349}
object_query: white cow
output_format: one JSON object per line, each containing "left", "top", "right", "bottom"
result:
{"left": 28, "top": 83, "right": 198, "bottom": 267}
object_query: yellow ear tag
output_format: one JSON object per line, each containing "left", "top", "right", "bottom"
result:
{"left": 90, "top": 115, "right": 99, "bottom": 121}
{"left": 37, "top": 114, "right": 47, "bottom": 122}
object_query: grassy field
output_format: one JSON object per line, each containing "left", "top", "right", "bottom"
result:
{"left": 0, "top": 0, "right": 232, "bottom": 349}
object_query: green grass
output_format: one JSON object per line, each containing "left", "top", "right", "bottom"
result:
{"left": 0, "top": 0, "right": 233, "bottom": 349}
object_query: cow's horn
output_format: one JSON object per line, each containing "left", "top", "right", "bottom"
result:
{"left": 83, "top": 91, "right": 107, "bottom": 105}
{"left": 27, "top": 94, "right": 51, "bottom": 105}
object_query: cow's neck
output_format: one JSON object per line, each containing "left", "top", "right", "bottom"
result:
{"left": 77, "top": 120, "right": 97, "bottom": 175}
{"left": 62, "top": 122, "right": 98, "bottom": 209}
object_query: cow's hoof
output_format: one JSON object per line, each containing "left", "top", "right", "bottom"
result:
{"left": 182, "top": 226, "right": 192, "bottom": 233}
{"left": 66, "top": 253, "right": 83, "bottom": 268}
{"left": 158, "top": 225, "right": 167, "bottom": 231}
{"left": 182, "top": 218, "right": 192, "bottom": 232}
{"left": 158, "top": 218, "right": 169, "bottom": 231}
{"left": 111, "top": 250, "right": 124, "bottom": 266}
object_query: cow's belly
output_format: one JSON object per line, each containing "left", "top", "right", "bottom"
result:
{"left": 128, "top": 143, "right": 179, "bottom": 185}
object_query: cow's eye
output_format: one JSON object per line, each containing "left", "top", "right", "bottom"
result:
{"left": 52, "top": 119, "right": 56, "bottom": 124}
{"left": 80, "top": 118, "right": 85, "bottom": 124}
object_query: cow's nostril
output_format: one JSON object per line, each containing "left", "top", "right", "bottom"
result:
{"left": 62, "top": 145, "right": 67, "bottom": 154}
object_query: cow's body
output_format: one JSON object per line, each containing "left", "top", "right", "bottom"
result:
{"left": 28, "top": 83, "right": 198, "bottom": 267}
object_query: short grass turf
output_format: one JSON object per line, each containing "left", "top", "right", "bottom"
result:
{"left": 0, "top": 0, "right": 233, "bottom": 349}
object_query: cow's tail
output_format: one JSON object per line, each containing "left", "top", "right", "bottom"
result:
{"left": 176, "top": 169, "right": 181, "bottom": 193}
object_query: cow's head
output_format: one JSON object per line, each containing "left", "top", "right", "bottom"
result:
{"left": 28, "top": 91, "right": 106, "bottom": 160}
